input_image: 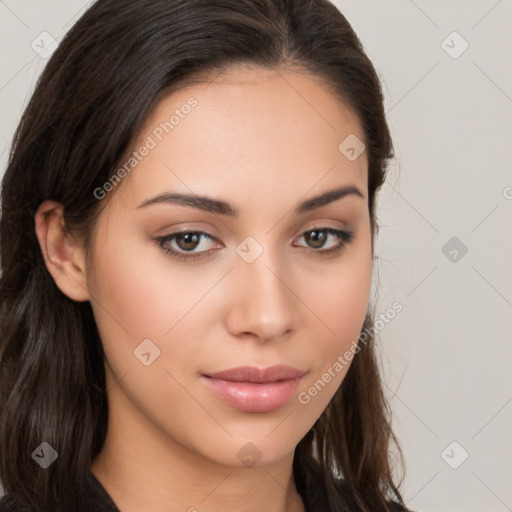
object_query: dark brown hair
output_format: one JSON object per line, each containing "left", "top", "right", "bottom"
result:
{"left": 0, "top": 0, "right": 406, "bottom": 510}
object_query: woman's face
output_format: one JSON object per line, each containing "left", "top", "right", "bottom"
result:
{"left": 86, "top": 65, "right": 372, "bottom": 468}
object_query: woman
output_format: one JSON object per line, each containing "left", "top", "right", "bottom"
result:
{"left": 0, "top": 1, "right": 413, "bottom": 511}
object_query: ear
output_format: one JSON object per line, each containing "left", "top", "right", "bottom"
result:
{"left": 34, "top": 200, "right": 91, "bottom": 302}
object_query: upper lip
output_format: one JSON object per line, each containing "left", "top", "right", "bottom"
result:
{"left": 204, "top": 365, "right": 306, "bottom": 383}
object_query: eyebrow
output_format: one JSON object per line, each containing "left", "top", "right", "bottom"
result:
{"left": 136, "top": 184, "right": 365, "bottom": 216}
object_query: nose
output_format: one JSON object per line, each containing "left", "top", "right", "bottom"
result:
{"left": 224, "top": 250, "right": 299, "bottom": 343}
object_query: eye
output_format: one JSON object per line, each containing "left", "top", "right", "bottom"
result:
{"left": 293, "top": 227, "right": 354, "bottom": 257}
{"left": 156, "top": 230, "right": 221, "bottom": 262}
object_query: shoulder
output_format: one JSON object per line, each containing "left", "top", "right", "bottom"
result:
{"left": 0, "top": 495, "right": 33, "bottom": 512}
{"left": 385, "top": 501, "right": 416, "bottom": 512}
{"left": 294, "top": 453, "right": 417, "bottom": 512}
{"left": 333, "top": 478, "right": 417, "bottom": 512}
{"left": 0, "top": 470, "right": 119, "bottom": 512}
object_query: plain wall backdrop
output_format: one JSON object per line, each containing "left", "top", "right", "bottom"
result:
{"left": 1, "top": 1, "right": 511, "bottom": 511}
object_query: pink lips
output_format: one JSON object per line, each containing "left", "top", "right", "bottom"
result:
{"left": 201, "top": 365, "right": 306, "bottom": 413}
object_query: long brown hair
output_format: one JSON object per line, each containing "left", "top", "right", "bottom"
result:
{"left": 0, "top": 0, "right": 405, "bottom": 510}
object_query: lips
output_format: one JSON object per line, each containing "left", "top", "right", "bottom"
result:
{"left": 204, "top": 365, "right": 305, "bottom": 383}
{"left": 201, "top": 365, "right": 306, "bottom": 413}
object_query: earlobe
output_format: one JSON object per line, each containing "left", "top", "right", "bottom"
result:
{"left": 34, "top": 200, "right": 91, "bottom": 302}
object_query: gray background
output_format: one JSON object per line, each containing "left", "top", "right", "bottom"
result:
{"left": 1, "top": 1, "right": 511, "bottom": 511}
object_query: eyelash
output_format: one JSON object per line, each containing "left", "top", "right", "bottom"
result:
{"left": 155, "top": 227, "right": 354, "bottom": 262}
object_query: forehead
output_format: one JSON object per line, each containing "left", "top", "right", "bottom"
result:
{"left": 114, "top": 65, "right": 367, "bottom": 209}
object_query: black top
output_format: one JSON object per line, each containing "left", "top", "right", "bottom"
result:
{"left": 0, "top": 467, "right": 414, "bottom": 512}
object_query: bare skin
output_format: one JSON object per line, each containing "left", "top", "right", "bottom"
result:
{"left": 35, "top": 64, "right": 371, "bottom": 512}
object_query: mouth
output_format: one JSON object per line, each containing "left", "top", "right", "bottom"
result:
{"left": 203, "top": 364, "right": 306, "bottom": 383}
{"left": 201, "top": 365, "right": 307, "bottom": 413}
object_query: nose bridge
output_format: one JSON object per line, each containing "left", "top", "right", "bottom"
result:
{"left": 226, "top": 239, "right": 298, "bottom": 341}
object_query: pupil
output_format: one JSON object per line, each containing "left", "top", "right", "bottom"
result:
{"left": 307, "top": 230, "right": 326, "bottom": 249}
{"left": 177, "top": 233, "right": 199, "bottom": 250}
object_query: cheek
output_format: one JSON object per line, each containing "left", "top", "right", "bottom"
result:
{"left": 308, "top": 225, "right": 372, "bottom": 341}
{"left": 85, "top": 231, "right": 216, "bottom": 436}
{"left": 296, "top": 229, "right": 372, "bottom": 408}
{"left": 88, "top": 229, "right": 208, "bottom": 338}
{"left": 325, "top": 256, "right": 372, "bottom": 344}
{"left": 86, "top": 225, "right": 232, "bottom": 388}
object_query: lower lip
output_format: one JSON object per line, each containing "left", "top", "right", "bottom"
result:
{"left": 201, "top": 375, "right": 303, "bottom": 413}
